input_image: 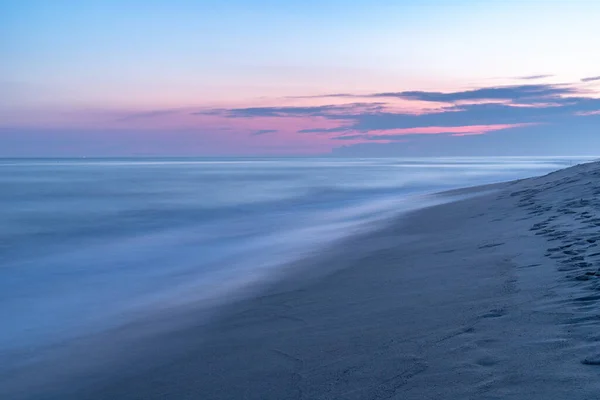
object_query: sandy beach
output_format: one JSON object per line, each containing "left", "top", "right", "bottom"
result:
{"left": 5, "top": 161, "right": 600, "bottom": 399}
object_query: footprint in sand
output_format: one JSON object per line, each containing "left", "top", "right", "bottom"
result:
{"left": 480, "top": 309, "right": 507, "bottom": 319}
{"left": 581, "top": 355, "right": 600, "bottom": 366}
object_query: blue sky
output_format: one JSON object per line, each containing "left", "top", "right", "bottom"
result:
{"left": 2, "top": 0, "right": 600, "bottom": 156}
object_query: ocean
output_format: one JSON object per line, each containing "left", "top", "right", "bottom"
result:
{"left": 0, "top": 156, "right": 592, "bottom": 364}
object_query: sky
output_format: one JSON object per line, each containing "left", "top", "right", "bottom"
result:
{"left": 2, "top": 0, "right": 600, "bottom": 157}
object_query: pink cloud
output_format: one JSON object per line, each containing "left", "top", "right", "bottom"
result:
{"left": 575, "top": 110, "right": 600, "bottom": 116}
{"left": 358, "top": 123, "right": 536, "bottom": 137}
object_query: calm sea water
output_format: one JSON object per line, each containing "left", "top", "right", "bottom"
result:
{"left": 0, "top": 157, "right": 592, "bottom": 360}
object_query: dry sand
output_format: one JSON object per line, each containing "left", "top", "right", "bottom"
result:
{"left": 5, "top": 161, "right": 600, "bottom": 399}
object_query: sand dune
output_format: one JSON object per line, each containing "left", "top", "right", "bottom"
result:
{"left": 5, "top": 161, "right": 600, "bottom": 399}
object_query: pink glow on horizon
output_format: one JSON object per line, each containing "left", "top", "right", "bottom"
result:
{"left": 0, "top": 105, "right": 541, "bottom": 154}
{"left": 6, "top": 72, "right": 583, "bottom": 156}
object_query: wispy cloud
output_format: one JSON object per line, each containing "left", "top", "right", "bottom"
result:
{"left": 575, "top": 110, "right": 600, "bottom": 116}
{"left": 581, "top": 76, "right": 600, "bottom": 83}
{"left": 369, "top": 84, "right": 578, "bottom": 103}
{"left": 285, "top": 93, "right": 356, "bottom": 99}
{"left": 116, "top": 109, "right": 181, "bottom": 122}
{"left": 330, "top": 124, "right": 535, "bottom": 140}
{"left": 516, "top": 74, "right": 553, "bottom": 80}
{"left": 251, "top": 129, "right": 277, "bottom": 135}
{"left": 298, "top": 127, "right": 350, "bottom": 134}
{"left": 197, "top": 102, "right": 386, "bottom": 118}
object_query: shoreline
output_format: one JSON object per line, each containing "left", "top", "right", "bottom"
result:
{"left": 5, "top": 161, "right": 600, "bottom": 399}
